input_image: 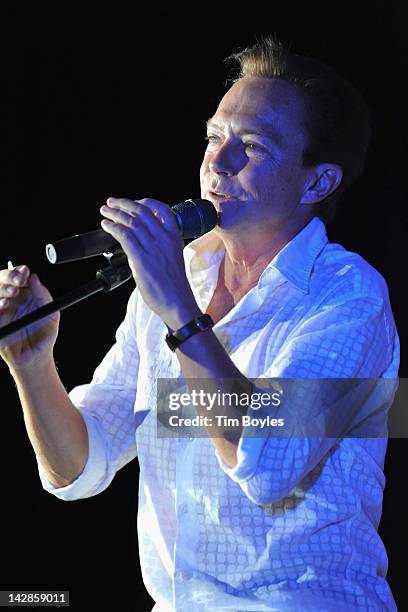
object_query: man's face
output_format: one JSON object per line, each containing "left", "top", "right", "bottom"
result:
{"left": 200, "top": 76, "right": 312, "bottom": 233}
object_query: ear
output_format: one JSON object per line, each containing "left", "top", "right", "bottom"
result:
{"left": 300, "top": 164, "right": 343, "bottom": 205}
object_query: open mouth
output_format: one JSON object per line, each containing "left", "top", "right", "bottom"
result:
{"left": 209, "top": 191, "right": 236, "bottom": 202}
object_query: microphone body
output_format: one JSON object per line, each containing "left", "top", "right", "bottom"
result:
{"left": 46, "top": 198, "right": 217, "bottom": 264}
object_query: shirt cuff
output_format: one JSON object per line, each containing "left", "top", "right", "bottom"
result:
{"left": 36, "top": 412, "right": 109, "bottom": 501}
{"left": 214, "top": 429, "right": 269, "bottom": 484}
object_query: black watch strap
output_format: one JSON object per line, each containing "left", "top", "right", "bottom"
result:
{"left": 165, "top": 313, "right": 214, "bottom": 352}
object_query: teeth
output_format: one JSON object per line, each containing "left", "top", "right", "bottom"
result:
{"left": 210, "top": 191, "right": 233, "bottom": 199}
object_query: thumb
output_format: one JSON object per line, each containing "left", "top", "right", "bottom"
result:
{"left": 29, "top": 274, "right": 53, "bottom": 303}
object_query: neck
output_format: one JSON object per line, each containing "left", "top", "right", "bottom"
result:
{"left": 216, "top": 215, "right": 313, "bottom": 293}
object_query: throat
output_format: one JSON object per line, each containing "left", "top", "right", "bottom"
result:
{"left": 207, "top": 255, "right": 260, "bottom": 323}
{"left": 205, "top": 267, "right": 259, "bottom": 325}
{"left": 205, "top": 285, "right": 235, "bottom": 325}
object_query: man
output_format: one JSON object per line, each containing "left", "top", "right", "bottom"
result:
{"left": 0, "top": 36, "right": 399, "bottom": 611}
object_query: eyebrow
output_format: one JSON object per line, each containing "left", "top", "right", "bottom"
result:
{"left": 206, "top": 118, "right": 284, "bottom": 148}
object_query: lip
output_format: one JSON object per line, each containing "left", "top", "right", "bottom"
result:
{"left": 208, "top": 190, "right": 238, "bottom": 203}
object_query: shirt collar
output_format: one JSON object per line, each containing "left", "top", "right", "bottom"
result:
{"left": 262, "top": 216, "right": 328, "bottom": 293}
{"left": 184, "top": 216, "right": 328, "bottom": 296}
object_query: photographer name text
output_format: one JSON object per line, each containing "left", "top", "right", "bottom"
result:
{"left": 167, "top": 415, "right": 284, "bottom": 428}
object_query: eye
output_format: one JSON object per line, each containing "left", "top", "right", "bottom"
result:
{"left": 245, "top": 142, "right": 263, "bottom": 151}
{"left": 204, "top": 134, "right": 220, "bottom": 144}
{"left": 244, "top": 141, "right": 273, "bottom": 158}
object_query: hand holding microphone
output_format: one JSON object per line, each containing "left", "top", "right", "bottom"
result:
{"left": 46, "top": 198, "right": 217, "bottom": 264}
{"left": 97, "top": 197, "right": 217, "bottom": 329}
{"left": 0, "top": 197, "right": 217, "bottom": 354}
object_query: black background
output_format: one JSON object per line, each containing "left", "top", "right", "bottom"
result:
{"left": 1, "top": 3, "right": 407, "bottom": 611}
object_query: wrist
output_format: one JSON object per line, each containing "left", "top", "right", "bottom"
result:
{"left": 164, "top": 302, "right": 203, "bottom": 332}
{"left": 165, "top": 313, "right": 214, "bottom": 352}
{"left": 9, "top": 355, "right": 56, "bottom": 382}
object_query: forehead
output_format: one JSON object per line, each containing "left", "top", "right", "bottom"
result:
{"left": 210, "top": 76, "right": 306, "bottom": 145}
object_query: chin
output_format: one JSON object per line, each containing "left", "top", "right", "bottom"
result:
{"left": 214, "top": 213, "right": 245, "bottom": 234}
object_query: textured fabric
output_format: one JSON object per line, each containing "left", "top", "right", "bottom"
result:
{"left": 37, "top": 216, "right": 399, "bottom": 611}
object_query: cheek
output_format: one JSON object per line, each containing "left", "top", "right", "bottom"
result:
{"left": 240, "top": 164, "right": 277, "bottom": 198}
{"left": 199, "top": 158, "right": 209, "bottom": 186}
{"left": 258, "top": 162, "right": 298, "bottom": 196}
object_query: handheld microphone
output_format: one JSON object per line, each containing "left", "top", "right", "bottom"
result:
{"left": 46, "top": 198, "right": 218, "bottom": 264}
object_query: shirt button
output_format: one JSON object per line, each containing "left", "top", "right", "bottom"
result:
{"left": 179, "top": 570, "right": 192, "bottom": 581}
{"left": 179, "top": 503, "right": 188, "bottom": 514}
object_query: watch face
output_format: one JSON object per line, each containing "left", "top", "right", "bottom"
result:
{"left": 165, "top": 335, "right": 178, "bottom": 352}
{"left": 197, "top": 314, "right": 212, "bottom": 330}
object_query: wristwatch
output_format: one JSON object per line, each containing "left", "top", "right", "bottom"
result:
{"left": 165, "top": 313, "right": 214, "bottom": 352}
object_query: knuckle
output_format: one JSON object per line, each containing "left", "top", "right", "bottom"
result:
{"left": 140, "top": 198, "right": 161, "bottom": 211}
{"left": 137, "top": 210, "right": 151, "bottom": 224}
{"left": 118, "top": 197, "right": 132, "bottom": 207}
{"left": 129, "top": 215, "right": 139, "bottom": 229}
{"left": 117, "top": 224, "right": 130, "bottom": 237}
{"left": 0, "top": 270, "right": 12, "bottom": 283}
{"left": 5, "top": 285, "right": 17, "bottom": 296}
{"left": 11, "top": 273, "right": 24, "bottom": 285}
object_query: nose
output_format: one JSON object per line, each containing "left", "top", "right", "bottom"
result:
{"left": 208, "top": 140, "right": 243, "bottom": 176}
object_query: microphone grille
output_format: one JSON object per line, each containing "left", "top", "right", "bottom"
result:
{"left": 172, "top": 199, "right": 218, "bottom": 239}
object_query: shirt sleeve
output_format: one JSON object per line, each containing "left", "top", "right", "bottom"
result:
{"left": 37, "top": 288, "right": 141, "bottom": 501}
{"left": 215, "top": 281, "right": 399, "bottom": 505}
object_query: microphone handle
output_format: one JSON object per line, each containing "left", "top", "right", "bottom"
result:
{"left": 46, "top": 230, "right": 120, "bottom": 264}
{"left": 46, "top": 198, "right": 217, "bottom": 264}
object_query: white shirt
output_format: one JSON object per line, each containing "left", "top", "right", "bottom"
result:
{"left": 37, "top": 216, "right": 400, "bottom": 611}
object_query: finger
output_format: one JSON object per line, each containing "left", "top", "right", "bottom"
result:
{"left": 0, "top": 284, "right": 21, "bottom": 299}
{"left": 0, "top": 288, "right": 28, "bottom": 315}
{"left": 29, "top": 274, "right": 53, "bottom": 302}
{"left": 100, "top": 219, "right": 150, "bottom": 254}
{"left": 105, "top": 198, "right": 160, "bottom": 225}
{"left": 135, "top": 198, "right": 179, "bottom": 232}
{"left": 100, "top": 204, "right": 158, "bottom": 240}
{"left": 105, "top": 197, "right": 155, "bottom": 216}
{"left": 0, "top": 265, "right": 30, "bottom": 287}
{"left": 101, "top": 202, "right": 166, "bottom": 243}
{"left": 107, "top": 197, "right": 178, "bottom": 233}
{"left": 106, "top": 196, "right": 137, "bottom": 212}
